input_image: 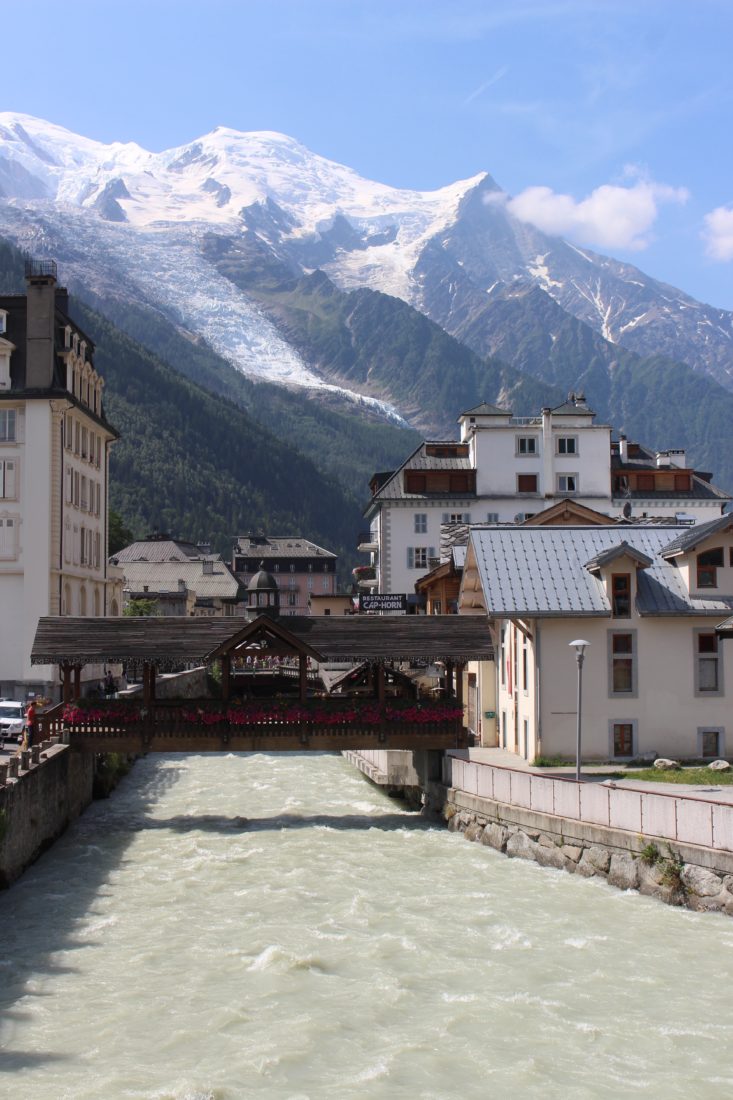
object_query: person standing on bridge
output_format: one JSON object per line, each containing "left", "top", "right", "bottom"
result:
{"left": 23, "top": 699, "right": 37, "bottom": 749}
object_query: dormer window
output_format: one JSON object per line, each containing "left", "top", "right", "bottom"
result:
{"left": 697, "top": 547, "right": 723, "bottom": 588}
{"left": 0, "top": 310, "right": 6, "bottom": 335}
{"left": 611, "top": 573, "right": 631, "bottom": 617}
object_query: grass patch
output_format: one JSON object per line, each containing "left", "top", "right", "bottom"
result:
{"left": 622, "top": 767, "right": 733, "bottom": 785}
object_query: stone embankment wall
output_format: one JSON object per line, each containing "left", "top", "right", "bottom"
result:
{"left": 445, "top": 787, "right": 733, "bottom": 916}
{"left": 345, "top": 749, "right": 733, "bottom": 916}
{"left": 0, "top": 743, "right": 94, "bottom": 888}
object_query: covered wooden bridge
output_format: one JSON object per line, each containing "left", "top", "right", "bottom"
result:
{"left": 32, "top": 614, "right": 493, "bottom": 753}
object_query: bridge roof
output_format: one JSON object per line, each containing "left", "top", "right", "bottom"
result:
{"left": 32, "top": 614, "right": 494, "bottom": 667}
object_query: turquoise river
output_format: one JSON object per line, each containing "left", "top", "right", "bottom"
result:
{"left": 1, "top": 752, "right": 733, "bottom": 1098}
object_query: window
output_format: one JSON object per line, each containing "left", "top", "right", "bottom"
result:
{"left": 322, "top": 576, "right": 330, "bottom": 591}
{"left": 307, "top": 576, "right": 314, "bottom": 590}
{"left": 557, "top": 436, "right": 577, "bottom": 455}
{"left": 517, "top": 473, "right": 538, "bottom": 493}
{"left": 522, "top": 633, "right": 528, "bottom": 691}
{"left": 0, "top": 459, "right": 16, "bottom": 499}
{"left": 65, "top": 413, "right": 73, "bottom": 450}
{"left": 611, "top": 722, "right": 635, "bottom": 758}
{"left": 73, "top": 470, "right": 80, "bottom": 506}
{"left": 486, "top": 513, "right": 499, "bottom": 523}
{"left": 0, "top": 409, "right": 16, "bottom": 442}
{"left": 700, "top": 728, "right": 722, "bottom": 757}
{"left": 0, "top": 517, "right": 16, "bottom": 559}
{"left": 410, "top": 547, "right": 429, "bottom": 570}
{"left": 81, "top": 475, "right": 88, "bottom": 511}
{"left": 556, "top": 474, "right": 578, "bottom": 493}
{"left": 414, "top": 513, "right": 427, "bottom": 534}
{"left": 637, "top": 474, "right": 655, "bottom": 492}
{"left": 95, "top": 482, "right": 101, "bottom": 516}
{"left": 289, "top": 563, "right": 295, "bottom": 573}
{"left": 442, "top": 512, "right": 471, "bottom": 524}
{"left": 288, "top": 592, "right": 297, "bottom": 606}
{"left": 674, "top": 474, "right": 690, "bottom": 491}
{"left": 697, "top": 547, "right": 723, "bottom": 588}
{"left": 516, "top": 436, "right": 537, "bottom": 455}
{"left": 609, "top": 631, "right": 636, "bottom": 696}
{"left": 611, "top": 574, "right": 631, "bottom": 617}
{"left": 695, "top": 631, "right": 722, "bottom": 695}
{"left": 81, "top": 426, "right": 88, "bottom": 459}
{"left": 74, "top": 421, "right": 80, "bottom": 455}
{"left": 273, "top": 563, "right": 280, "bottom": 572}
{"left": 0, "top": 310, "right": 6, "bottom": 335}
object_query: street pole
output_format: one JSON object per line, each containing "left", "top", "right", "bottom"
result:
{"left": 569, "top": 640, "right": 589, "bottom": 783}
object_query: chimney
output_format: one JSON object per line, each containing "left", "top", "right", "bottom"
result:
{"left": 178, "top": 579, "right": 186, "bottom": 592}
{"left": 25, "top": 259, "right": 58, "bottom": 389}
{"left": 656, "top": 451, "right": 671, "bottom": 467}
{"left": 202, "top": 559, "right": 214, "bottom": 574}
{"left": 619, "top": 434, "right": 628, "bottom": 463}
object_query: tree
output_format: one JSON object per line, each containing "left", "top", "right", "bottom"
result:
{"left": 123, "top": 597, "right": 159, "bottom": 617}
{"left": 109, "top": 509, "right": 135, "bottom": 556}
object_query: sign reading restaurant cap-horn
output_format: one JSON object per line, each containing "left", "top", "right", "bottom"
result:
{"left": 359, "top": 593, "right": 408, "bottom": 612}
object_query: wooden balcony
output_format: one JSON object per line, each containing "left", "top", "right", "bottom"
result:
{"left": 39, "top": 699, "right": 469, "bottom": 754}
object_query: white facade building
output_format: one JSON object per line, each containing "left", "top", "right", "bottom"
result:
{"left": 460, "top": 517, "right": 733, "bottom": 763}
{"left": 0, "top": 260, "right": 119, "bottom": 699}
{"left": 362, "top": 396, "right": 730, "bottom": 598}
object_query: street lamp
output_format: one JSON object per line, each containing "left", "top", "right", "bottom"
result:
{"left": 569, "top": 639, "right": 590, "bottom": 782}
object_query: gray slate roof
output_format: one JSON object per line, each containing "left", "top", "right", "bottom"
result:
{"left": 122, "top": 560, "right": 239, "bottom": 599}
{"left": 468, "top": 526, "right": 733, "bottom": 618}
{"left": 234, "top": 536, "right": 336, "bottom": 559}
{"left": 459, "top": 402, "right": 509, "bottom": 417}
{"left": 369, "top": 442, "right": 474, "bottom": 503}
{"left": 659, "top": 513, "right": 733, "bottom": 556}
{"left": 113, "top": 539, "right": 214, "bottom": 564}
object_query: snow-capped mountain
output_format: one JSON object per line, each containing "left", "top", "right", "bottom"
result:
{"left": 0, "top": 111, "right": 731, "bottom": 415}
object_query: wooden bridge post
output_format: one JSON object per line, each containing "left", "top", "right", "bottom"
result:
{"left": 445, "top": 660, "right": 454, "bottom": 698}
{"left": 376, "top": 663, "right": 385, "bottom": 703}
{"left": 455, "top": 661, "right": 465, "bottom": 706}
{"left": 143, "top": 663, "right": 157, "bottom": 707}
{"left": 299, "top": 654, "right": 308, "bottom": 702}
{"left": 73, "top": 664, "right": 81, "bottom": 699}
{"left": 221, "top": 655, "right": 231, "bottom": 702}
{"left": 60, "top": 663, "right": 73, "bottom": 704}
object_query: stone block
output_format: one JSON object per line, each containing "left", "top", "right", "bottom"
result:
{"left": 506, "top": 831, "right": 537, "bottom": 861}
{"left": 709, "top": 760, "right": 731, "bottom": 771}
{"left": 587, "top": 845, "right": 611, "bottom": 873}
{"left": 481, "top": 823, "right": 508, "bottom": 851}
{"left": 687, "top": 892, "right": 726, "bottom": 913}
{"left": 576, "top": 852, "right": 598, "bottom": 877}
{"left": 535, "top": 844, "right": 569, "bottom": 872}
{"left": 654, "top": 758, "right": 681, "bottom": 770}
{"left": 607, "top": 853, "right": 639, "bottom": 891}
{"left": 464, "top": 821, "right": 484, "bottom": 842}
{"left": 562, "top": 845, "right": 583, "bottom": 863}
{"left": 681, "top": 864, "right": 723, "bottom": 897}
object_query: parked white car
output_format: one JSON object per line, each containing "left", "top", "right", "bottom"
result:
{"left": 0, "top": 700, "right": 25, "bottom": 743}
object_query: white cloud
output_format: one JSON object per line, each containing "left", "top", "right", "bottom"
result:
{"left": 488, "top": 177, "right": 689, "bottom": 251}
{"left": 703, "top": 206, "right": 733, "bottom": 262}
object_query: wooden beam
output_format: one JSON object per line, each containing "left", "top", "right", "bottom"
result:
{"left": 73, "top": 664, "right": 81, "bottom": 699}
{"left": 445, "top": 660, "right": 454, "bottom": 698}
{"left": 221, "top": 655, "right": 231, "bottom": 702}
{"left": 377, "top": 664, "right": 385, "bottom": 703}
{"left": 61, "top": 663, "right": 72, "bottom": 704}
{"left": 455, "top": 661, "right": 465, "bottom": 706}
{"left": 299, "top": 654, "right": 308, "bottom": 702}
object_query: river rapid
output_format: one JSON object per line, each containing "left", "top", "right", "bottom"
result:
{"left": 1, "top": 752, "right": 732, "bottom": 1099}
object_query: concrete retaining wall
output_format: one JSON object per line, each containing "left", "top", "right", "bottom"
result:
{"left": 0, "top": 745, "right": 94, "bottom": 888}
{"left": 444, "top": 756, "right": 733, "bottom": 852}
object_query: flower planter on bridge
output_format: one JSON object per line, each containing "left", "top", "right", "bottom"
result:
{"left": 42, "top": 698, "right": 468, "bottom": 753}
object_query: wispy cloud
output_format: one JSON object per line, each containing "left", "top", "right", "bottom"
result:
{"left": 703, "top": 206, "right": 733, "bottom": 262}
{"left": 486, "top": 173, "right": 689, "bottom": 250}
{"left": 463, "top": 66, "right": 509, "bottom": 106}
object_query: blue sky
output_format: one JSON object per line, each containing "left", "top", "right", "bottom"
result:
{"left": 4, "top": 0, "right": 732, "bottom": 308}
